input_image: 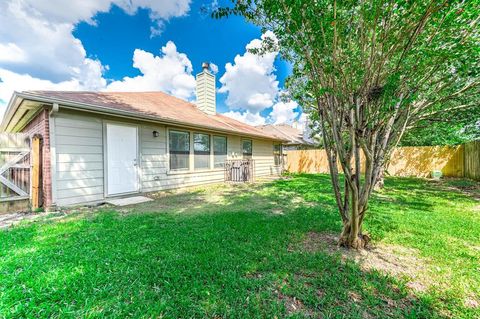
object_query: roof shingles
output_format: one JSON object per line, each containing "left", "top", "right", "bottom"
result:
{"left": 24, "top": 91, "right": 284, "bottom": 141}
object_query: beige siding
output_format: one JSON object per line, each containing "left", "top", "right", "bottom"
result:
{"left": 52, "top": 110, "right": 280, "bottom": 206}
{"left": 140, "top": 124, "right": 168, "bottom": 192}
{"left": 252, "top": 139, "right": 281, "bottom": 176}
{"left": 54, "top": 113, "right": 104, "bottom": 206}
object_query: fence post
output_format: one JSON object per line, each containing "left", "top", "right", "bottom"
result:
{"left": 31, "top": 135, "right": 42, "bottom": 209}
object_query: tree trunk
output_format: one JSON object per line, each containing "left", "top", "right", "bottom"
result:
{"left": 374, "top": 169, "right": 385, "bottom": 191}
{"left": 337, "top": 183, "right": 371, "bottom": 249}
{"left": 338, "top": 210, "right": 371, "bottom": 249}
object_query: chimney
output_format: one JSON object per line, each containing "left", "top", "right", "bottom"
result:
{"left": 196, "top": 62, "right": 216, "bottom": 115}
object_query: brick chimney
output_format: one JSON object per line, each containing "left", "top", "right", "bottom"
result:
{"left": 196, "top": 62, "right": 216, "bottom": 115}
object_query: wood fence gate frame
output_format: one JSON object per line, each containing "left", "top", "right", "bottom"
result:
{"left": 0, "top": 133, "right": 39, "bottom": 210}
{"left": 30, "top": 135, "right": 42, "bottom": 209}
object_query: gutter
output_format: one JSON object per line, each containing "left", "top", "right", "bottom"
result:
{"left": 8, "top": 92, "right": 288, "bottom": 142}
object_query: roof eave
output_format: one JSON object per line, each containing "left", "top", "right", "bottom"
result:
{"left": 0, "top": 91, "right": 22, "bottom": 132}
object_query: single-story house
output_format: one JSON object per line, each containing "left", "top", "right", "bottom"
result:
{"left": 256, "top": 123, "right": 316, "bottom": 150}
{"left": 0, "top": 63, "right": 286, "bottom": 209}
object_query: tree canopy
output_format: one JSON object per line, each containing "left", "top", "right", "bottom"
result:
{"left": 215, "top": 0, "right": 480, "bottom": 248}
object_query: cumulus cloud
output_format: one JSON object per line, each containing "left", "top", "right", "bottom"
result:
{"left": 0, "top": 68, "right": 85, "bottom": 104}
{"left": 223, "top": 110, "right": 266, "bottom": 126}
{"left": 268, "top": 100, "right": 299, "bottom": 124}
{"left": 106, "top": 42, "right": 196, "bottom": 100}
{"left": 0, "top": 0, "right": 191, "bottom": 109}
{"left": 218, "top": 31, "right": 279, "bottom": 113}
{"left": 209, "top": 62, "right": 219, "bottom": 74}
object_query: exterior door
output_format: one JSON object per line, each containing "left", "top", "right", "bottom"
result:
{"left": 106, "top": 123, "right": 138, "bottom": 195}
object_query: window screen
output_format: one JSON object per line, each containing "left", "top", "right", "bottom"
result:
{"left": 274, "top": 144, "right": 282, "bottom": 166}
{"left": 169, "top": 130, "right": 190, "bottom": 170}
{"left": 242, "top": 139, "right": 252, "bottom": 159}
{"left": 213, "top": 136, "right": 227, "bottom": 168}
{"left": 194, "top": 133, "right": 210, "bottom": 170}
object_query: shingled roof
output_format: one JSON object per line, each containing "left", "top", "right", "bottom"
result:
{"left": 256, "top": 124, "right": 313, "bottom": 146}
{"left": 12, "top": 91, "right": 285, "bottom": 141}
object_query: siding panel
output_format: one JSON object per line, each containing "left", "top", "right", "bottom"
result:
{"left": 55, "top": 113, "right": 104, "bottom": 205}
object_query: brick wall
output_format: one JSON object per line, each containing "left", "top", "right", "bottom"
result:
{"left": 21, "top": 108, "right": 52, "bottom": 208}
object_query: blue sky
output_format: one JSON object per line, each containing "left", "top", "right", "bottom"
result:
{"left": 0, "top": 0, "right": 300, "bottom": 125}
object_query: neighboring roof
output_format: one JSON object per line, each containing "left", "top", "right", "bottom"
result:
{"left": 1, "top": 90, "right": 286, "bottom": 141}
{"left": 256, "top": 124, "right": 313, "bottom": 145}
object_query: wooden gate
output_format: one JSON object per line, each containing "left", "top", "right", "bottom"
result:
{"left": 0, "top": 133, "right": 31, "bottom": 203}
{"left": 225, "top": 159, "right": 255, "bottom": 182}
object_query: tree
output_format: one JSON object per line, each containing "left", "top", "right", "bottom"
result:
{"left": 400, "top": 106, "right": 480, "bottom": 146}
{"left": 215, "top": 0, "right": 480, "bottom": 249}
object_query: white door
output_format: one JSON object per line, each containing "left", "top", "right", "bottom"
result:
{"left": 106, "top": 123, "right": 138, "bottom": 195}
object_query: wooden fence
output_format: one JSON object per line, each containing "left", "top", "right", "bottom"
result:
{"left": 285, "top": 141, "right": 480, "bottom": 180}
{"left": 0, "top": 133, "right": 31, "bottom": 201}
{"left": 464, "top": 140, "right": 480, "bottom": 180}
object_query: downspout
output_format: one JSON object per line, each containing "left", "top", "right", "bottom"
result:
{"left": 48, "top": 103, "right": 59, "bottom": 209}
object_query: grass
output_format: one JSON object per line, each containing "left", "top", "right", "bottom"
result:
{"left": 0, "top": 174, "right": 479, "bottom": 318}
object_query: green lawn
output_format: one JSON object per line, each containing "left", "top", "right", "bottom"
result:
{"left": 1, "top": 175, "right": 479, "bottom": 318}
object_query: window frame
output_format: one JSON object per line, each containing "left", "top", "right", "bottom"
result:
{"left": 168, "top": 129, "right": 191, "bottom": 171}
{"left": 273, "top": 143, "right": 283, "bottom": 166}
{"left": 193, "top": 132, "right": 211, "bottom": 171}
{"left": 242, "top": 138, "right": 253, "bottom": 159}
{"left": 213, "top": 135, "right": 228, "bottom": 168}
{"left": 167, "top": 128, "right": 231, "bottom": 173}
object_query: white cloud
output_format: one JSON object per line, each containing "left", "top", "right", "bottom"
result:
{"left": 0, "top": 0, "right": 191, "bottom": 110}
{"left": 269, "top": 100, "right": 299, "bottom": 124}
{"left": 106, "top": 42, "right": 196, "bottom": 100}
{"left": 218, "top": 31, "right": 279, "bottom": 113}
{"left": 209, "top": 62, "right": 219, "bottom": 74}
{"left": 223, "top": 110, "right": 266, "bottom": 126}
{"left": 0, "top": 43, "right": 27, "bottom": 63}
{"left": 296, "top": 113, "right": 308, "bottom": 130}
{"left": 0, "top": 68, "right": 86, "bottom": 104}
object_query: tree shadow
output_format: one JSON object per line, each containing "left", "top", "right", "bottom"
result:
{"left": 1, "top": 202, "right": 444, "bottom": 318}
{"left": 3, "top": 173, "right": 471, "bottom": 317}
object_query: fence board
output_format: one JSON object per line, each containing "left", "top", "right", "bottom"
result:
{"left": 0, "top": 133, "right": 31, "bottom": 200}
{"left": 464, "top": 140, "right": 480, "bottom": 180}
{"left": 285, "top": 142, "right": 479, "bottom": 180}
{"left": 31, "top": 136, "right": 41, "bottom": 209}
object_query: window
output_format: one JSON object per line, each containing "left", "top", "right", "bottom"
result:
{"left": 274, "top": 144, "right": 282, "bottom": 166}
{"left": 242, "top": 139, "right": 252, "bottom": 159}
{"left": 169, "top": 130, "right": 190, "bottom": 170}
{"left": 194, "top": 133, "right": 210, "bottom": 170}
{"left": 213, "top": 136, "right": 227, "bottom": 168}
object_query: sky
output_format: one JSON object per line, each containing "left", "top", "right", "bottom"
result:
{"left": 0, "top": 0, "right": 303, "bottom": 126}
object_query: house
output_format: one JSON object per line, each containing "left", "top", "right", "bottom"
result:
{"left": 0, "top": 63, "right": 286, "bottom": 209}
{"left": 256, "top": 123, "right": 316, "bottom": 150}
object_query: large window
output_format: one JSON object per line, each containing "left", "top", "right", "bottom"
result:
{"left": 194, "top": 133, "right": 210, "bottom": 170}
{"left": 242, "top": 139, "right": 252, "bottom": 159}
{"left": 169, "top": 130, "right": 190, "bottom": 170}
{"left": 213, "top": 136, "right": 227, "bottom": 168}
{"left": 274, "top": 144, "right": 282, "bottom": 166}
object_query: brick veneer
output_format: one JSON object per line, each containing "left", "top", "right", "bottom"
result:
{"left": 21, "top": 108, "right": 52, "bottom": 208}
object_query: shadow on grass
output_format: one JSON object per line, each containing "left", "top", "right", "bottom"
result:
{"left": 0, "top": 175, "right": 448, "bottom": 318}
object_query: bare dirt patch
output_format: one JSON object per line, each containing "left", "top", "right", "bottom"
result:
{"left": 298, "top": 231, "right": 432, "bottom": 293}
{"left": 273, "top": 279, "right": 316, "bottom": 317}
{"left": 436, "top": 178, "right": 480, "bottom": 201}
{"left": 464, "top": 295, "right": 480, "bottom": 309}
{"left": 277, "top": 292, "right": 312, "bottom": 316}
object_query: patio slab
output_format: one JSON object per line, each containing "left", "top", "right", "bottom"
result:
{"left": 106, "top": 196, "right": 153, "bottom": 206}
